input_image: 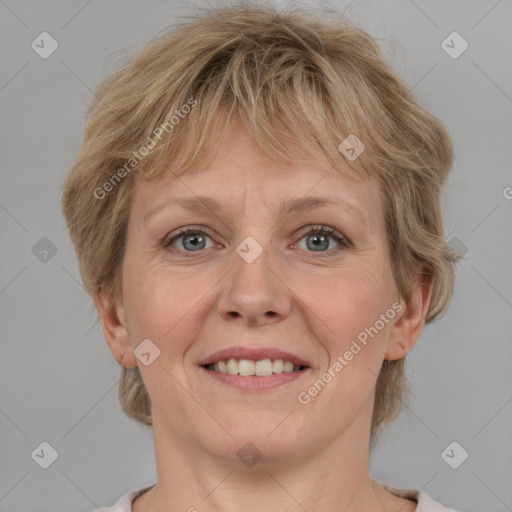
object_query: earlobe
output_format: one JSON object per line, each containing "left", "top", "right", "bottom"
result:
{"left": 94, "top": 290, "right": 138, "bottom": 368}
{"left": 384, "top": 275, "right": 434, "bottom": 361}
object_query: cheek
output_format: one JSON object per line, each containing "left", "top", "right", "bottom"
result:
{"left": 121, "top": 258, "right": 209, "bottom": 350}
{"left": 299, "top": 263, "right": 392, "bottom": 367}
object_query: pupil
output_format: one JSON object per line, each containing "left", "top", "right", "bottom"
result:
{"left": 185, "top": 234, "right": 204, "bottom": 251}
{"left": 308, "top": 233, "right": 328, "bottom": 251}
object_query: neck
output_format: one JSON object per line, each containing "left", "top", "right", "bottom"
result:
{"left": 132, "top": 411, "right": 416, "bottom": 512}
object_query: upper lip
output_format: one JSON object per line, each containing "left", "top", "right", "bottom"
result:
{"left": 198, "top": 347, "right": 311, "bottom": 367}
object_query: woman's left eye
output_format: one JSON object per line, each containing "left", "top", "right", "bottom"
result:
{"left": 294, "top": 226, "right": 350, "bottom": 254}
{"left": 163, "top": 225, "right": 350, "bottom": 255}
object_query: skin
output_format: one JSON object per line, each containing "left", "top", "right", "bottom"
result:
{"left": 97, "top": 118, "right": 432, "bottom": 512}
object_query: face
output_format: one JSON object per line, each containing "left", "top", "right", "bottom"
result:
{"left": 105, "top": 119, "right": 413, "bottom": 466}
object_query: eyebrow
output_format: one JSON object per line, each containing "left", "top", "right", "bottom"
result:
{"left": 143, "top": 195, "right": 370, "bottom": 229}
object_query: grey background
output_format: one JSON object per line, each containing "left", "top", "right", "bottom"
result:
{"left": 1, "top": 0, "right": 511, "bottom": 511}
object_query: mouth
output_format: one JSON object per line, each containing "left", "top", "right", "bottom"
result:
{"left": 202, "top": 358, "right": 309, "bottom": 376}
{"left": 197, "top": 347, "right": 311, "bottom": 389}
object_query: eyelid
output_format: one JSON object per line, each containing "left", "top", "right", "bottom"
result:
{"left": 295, "top": 224, "right": 349, "bottom": 242}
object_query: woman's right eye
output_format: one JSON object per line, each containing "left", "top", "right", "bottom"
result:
{"left": 164, "top": 228, "right": 215, "bottom": 253}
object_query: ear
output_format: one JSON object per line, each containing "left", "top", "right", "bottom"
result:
{"left": 94, "top": 289, "right": 138, "bottom": 368}
{"left": 384, "top": 273, "right": 434, "bottom": 361}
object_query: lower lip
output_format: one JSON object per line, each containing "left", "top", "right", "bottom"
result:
{"left": 200, "top": 366, "right": 310, "bottom": 390}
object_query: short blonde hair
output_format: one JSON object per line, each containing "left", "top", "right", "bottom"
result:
{"left": 61, "top": 2, "right": 462, "bottom": 444}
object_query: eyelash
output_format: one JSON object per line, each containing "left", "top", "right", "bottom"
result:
{"left": 163, "top": 225, "right": 351, "bottom": 257}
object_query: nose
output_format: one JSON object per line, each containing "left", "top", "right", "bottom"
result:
{"left": 216, "top": 240, "right": 291, "bottom": 326}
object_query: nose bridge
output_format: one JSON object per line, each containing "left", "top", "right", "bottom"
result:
{"left": 216, "top": 233, "right": 291, "bottom": 324}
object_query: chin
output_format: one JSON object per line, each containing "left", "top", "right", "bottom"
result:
{"left": 198, "top": 414, "right": 307, "bottom": 464}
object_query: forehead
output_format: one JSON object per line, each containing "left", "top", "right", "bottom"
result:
{"left": 131, "top": 120, "right": 382, "bottom": 227}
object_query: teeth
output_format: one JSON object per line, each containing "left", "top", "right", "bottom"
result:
{"left": 238, "top": 359, "right": 255, "bottom": 376}
{"left": 227, "top": 358, "right": 238, "bottom": 375}
{"left": 255, "top": 359, "right": 273, "bottom": 376}
{"left": 206, "top": 358, "right": 305, "bottom": 376}
{"left": 283, "top": 361, "right": 294, "bottom": 373}
{"left": 272, "top": 359, "right": 284, "bottom": 374}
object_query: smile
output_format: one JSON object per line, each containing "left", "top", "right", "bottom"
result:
{"left": 202, "top": 358, "right": 308, "bottom": 376}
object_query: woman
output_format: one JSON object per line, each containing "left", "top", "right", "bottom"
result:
{"left": 62, "top": 3, "right": 464, "bottom": 511}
